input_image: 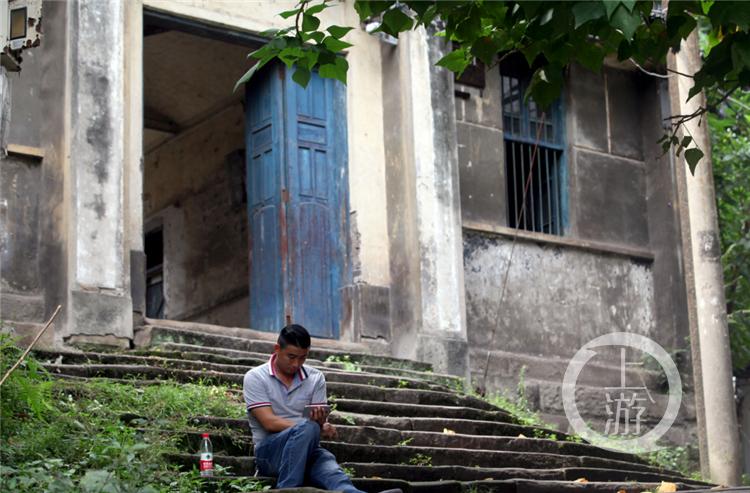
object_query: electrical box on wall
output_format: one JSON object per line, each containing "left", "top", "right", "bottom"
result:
{"left": 1, "top": 0, "right": 42, "bottom": 71}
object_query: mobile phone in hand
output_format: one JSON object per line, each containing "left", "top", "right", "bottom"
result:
{"left": 303, "top": 404, "right": 331, "bottom": 419}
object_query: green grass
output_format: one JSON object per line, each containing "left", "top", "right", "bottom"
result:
{"left": 0, "top": 333, "right": 264, "bottom": 492}
{"left": 325, "top": 354, "right": 363, "bottom": 372}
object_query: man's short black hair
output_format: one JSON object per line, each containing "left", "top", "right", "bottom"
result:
{"left": 278, "top": 324, "right": 311, "bottom": 349}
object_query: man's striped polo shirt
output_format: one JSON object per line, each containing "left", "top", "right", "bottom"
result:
{"left": 243, "top": 353, "right": 327, "bottom": 447}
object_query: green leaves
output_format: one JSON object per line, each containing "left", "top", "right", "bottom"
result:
{"left": 292, "top": 67, "right": 312, "bottom": 87}
{"left": 437, "top": 47, "right": 472, "bottom": 75}
{"left": 527, "top": 64, "right": 565, "bottom": 109}
{"left": 328, "top": 25, "right": 354, "bottom": 38}
{"left": 302, "top": 12, "right": 321, "bottom": 32}
{"left": 685, "top": 148, "right": 705, "bottom": 175}
{"left": 236, "top": 1, "right": 354, "bottom": 90}
{"left": 319, "top": 56, "right": 349, "bottom": 84}
{"left": 572, "top": 1, "right": 606, "bottom": 28}
{"left": 610, "top": 3, "right": 641, "bottom": 40}
{"left": 380, "top": 8, "right": 414, "bottom": 36}
{"left": 323, "top": 36, "right": 353, "bottom": 52}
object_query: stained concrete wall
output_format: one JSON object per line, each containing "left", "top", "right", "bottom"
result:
{"left": 0, "top": 9, "right": 46, "bottom": 325}
{"left": 458, "top": 63, "right": 695, "bottom": 445}
{"left": 739, "top": 378, "right": 750, "bottom": 475}
{"left": 6, "top": 49, "right": 43, "bottom": 149}
{"left": 0, "top": 154, "right": 43, "bottom": 323}
{"left": 455, "top": 65, "right": 506, "bottom": 228}
{"left": 144, "top": 104, "right": 248, "bottom": 327}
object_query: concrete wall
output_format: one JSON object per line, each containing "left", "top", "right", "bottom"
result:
{"left": 739, "top": 378, "right": 750, "bottom": 475}
{"left": 144, "top": 104, "right": 248, "bottom": 327}
{"left": 457, "top": 63, "right": 695, "bottom": 445}
{"left": 0, "top": 9, "right": 46, "bottom": 326}
{"left": 464, "top": 231, "right": 655, "bottom": 359}
{"left": 0, "top": 154, "right": 44, "bottom": 324}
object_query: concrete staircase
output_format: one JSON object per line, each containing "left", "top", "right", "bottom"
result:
{"left": 36, "top": 321, "right": 715, "bottom": 493}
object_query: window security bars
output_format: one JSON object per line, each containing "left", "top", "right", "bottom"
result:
{"left": 501, "top": 72, "right": 565, "bottom": 236}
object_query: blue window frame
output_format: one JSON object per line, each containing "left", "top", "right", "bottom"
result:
{"left": 501, "top": 66, "right": 567, "bottom": 236}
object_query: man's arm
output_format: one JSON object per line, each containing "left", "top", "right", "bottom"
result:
{"left": 250, "top": 406, "right": 296, "bottom": 433}
{"left": 244, "top": 370, "right": 295, "bottom": 433}
{"left": 311, "top": 372, "right": 336, "bottom": 439}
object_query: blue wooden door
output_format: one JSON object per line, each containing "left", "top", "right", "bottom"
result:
{"left": 245, "top": 64, "right": 348, "bottom": 338}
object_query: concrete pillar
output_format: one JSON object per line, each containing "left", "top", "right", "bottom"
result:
{"left": 0, "top": 66, "right": 9, "bottom": 152}
{"left": 738, "top": 378, "right": 750, "bottom": 476}
{"left": 387, "top": 27, "right": 469, "bottom": 378}
{"left": 63, "top": 0, "right": 133, "bottom": 347}
{"left": 669, "top": 32, "right": 741, "bottom": 485}
{"left": 124, "top": 0, "right": 145, "bottom": 324}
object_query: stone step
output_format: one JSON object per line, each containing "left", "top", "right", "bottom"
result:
{"left": 198, "top": 479, "right": 705, "bottom": 493}
{"left": 139, "top": 424, "right": 644, "bottom": 467}
{"left": 167, "top": 436, "right": 677, "bottom": 478}
{"left": 48, "top": 366, "right": 514, "bottom": 423}
{"left": 133, "top": 343, "right": 462, "bottom": 387}
{"left": 137, "top": 324, "right": 432, "bottom": 372}
{"left": 191, "top": 413, "right": 574, "bottom": 441}
{"left": 41, "top": 360, "right": 488, "bottom": 410}
{"left": 331, "top": 398, "right": 514, "bottom": 422}
{"left": 319, "top": 442, "right": 676, "bottom": 475}
{"left": 44, "top": 363, "right": 245, "bottom": 385}
{"left": 166, "top": 453, "right": 702, "bottom": 492}
{"left": 330, "top": 425, "right": 645, "bottom": 465}
{"left": 35, "top": 350, "right": 448, "bottom": 391}
{"left": 340, "top": 463, "right": 708, "bottom": 486}
{"left": 141, "top": 318, "right": 371, "bottom": 354}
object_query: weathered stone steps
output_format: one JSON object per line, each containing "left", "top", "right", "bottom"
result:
{"left": 147, "top": 426, "right": 688, "bottom": 481}
{"left": 166, "top": 454, "right": 705, "bottom": 492}
{"left": 138, "top": 325, "right": 431, "bottom": 371}
{"left": 51, "top": 321, "right": 710, "bottom": 492}
{"left": 321, "top": 442, "right": 679, "bottom": 475}
{"left": 252, "top": 484, "right": 703, "bottom": 493}
{"left": 40, "top": 360, "right": 499, "bottom": 412}
{"left": 192, "top": 413, "right": 575, "bottom": 441}
{"left": 139, "top": 425, "right": 645, "bottom": 467}
{"left": 133, "top": 343, "right": 462, "bottom": 387}
{"left": 339, "top": 462, "right": 700, "bottom": 485}
{"left": 35, "top": 350, "right": 451, "bottom": 391}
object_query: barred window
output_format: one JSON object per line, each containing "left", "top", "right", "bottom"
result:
{"left": 501, "top": 65, "right": 566, "bottom": 236}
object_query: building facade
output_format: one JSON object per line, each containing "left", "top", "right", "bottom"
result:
{"left": 1, "top": 0, "right": 700, "bottom": 448}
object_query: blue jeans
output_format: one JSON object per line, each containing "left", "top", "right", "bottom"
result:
{"left": 254, "top": 420, "right": 365, "bottom": 492}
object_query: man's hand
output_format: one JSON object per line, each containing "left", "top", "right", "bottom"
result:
{"left": 308, "top": 405, "right": 330, "bottom": 426}
{"left": 321, "top": 422, "right": 337, "bottom": 439}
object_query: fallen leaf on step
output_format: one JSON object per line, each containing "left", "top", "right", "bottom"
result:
{"left": 657, "top": 482, "right": 677, "bottom": 492}
{"left": 517, "top": 433, "right": 526, "bottom": 438}
{"left": 573, "top": 478, "right": 588, "bottom": 483}
{"left": 443, "top": 428, "right": 455, "bottom": 435}
{"left": 616, "top": 490, "right": 626, "bottom": 493}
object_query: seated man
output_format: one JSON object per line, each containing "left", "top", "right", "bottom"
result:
{"left": 243, "top": 324, "right": 401, "bottom": 493}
